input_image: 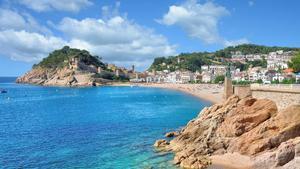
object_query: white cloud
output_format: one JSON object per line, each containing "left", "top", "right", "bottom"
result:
{"left": 0, "top": 2, "right": 176, "bottom": 70}
{"left": 0, "top": 30, "right": 66, "bottom": 62}
{"left": 158, "top": 0, "right": 248, "bottom": 46}
{"left": 16, "top": 0, "right": 92, "bottom": 12}
{"left": 0, "top": 8, "right": 64, "bottom": 62}
{"left": 248, "top": 1, "right": 254, "bottom": 7}
{"left": 57, "top": 7, "right": 176, "bottom": 69}
{"left": 0, "top": 8, "right": 51, "bottom": 34}
{"left": 224, "top": 38, "right": 249, "bottom": 47}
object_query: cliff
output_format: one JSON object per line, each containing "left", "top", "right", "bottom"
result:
{"left": 155, "top": 95, "right": 300, "bottom": 169}
{"left": 16, "top": 46, "right": 129, "bottom": 86}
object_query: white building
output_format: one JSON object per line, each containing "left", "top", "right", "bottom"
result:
{"left": 272, "top": 73, "right": 285, "bottom": 82}
{"left": 201, "top": 65, "right": 227, "bottom": 76}
{"left": 201, "top": 71, "right": 212, "bottom": 83}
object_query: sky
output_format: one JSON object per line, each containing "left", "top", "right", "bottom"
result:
{"left": 0, "top": 0, "right": 300, "bottom": 76}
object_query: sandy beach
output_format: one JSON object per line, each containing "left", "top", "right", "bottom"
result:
{"left": 111, "top": 82, "right": 224, "bottom": 104}
{"left": 139, "top": 83, "right": 224, "bottom": 104}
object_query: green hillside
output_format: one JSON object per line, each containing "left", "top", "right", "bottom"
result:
{"left": 215, "top": 44, "right": 300, "bottom": 58}
{"left": 34, "top": 46, "right": 106, "bottom": 69}
{"left": 149, "top": 44, "right": 300, "bottom": 72}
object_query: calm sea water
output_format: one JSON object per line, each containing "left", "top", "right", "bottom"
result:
{"left": 0, "top": 79, "right": 210, "bottom": 169}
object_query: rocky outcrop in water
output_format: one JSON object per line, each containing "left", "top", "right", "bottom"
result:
{"left": 16, "top": 46, "right": 131, "bottom": 86}
{"left": 155, "top": 95, "right": 300, "bottom": 169}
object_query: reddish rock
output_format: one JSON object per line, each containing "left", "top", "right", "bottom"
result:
{"left": 156, "top": 95, "right": 300, "bottom": 169}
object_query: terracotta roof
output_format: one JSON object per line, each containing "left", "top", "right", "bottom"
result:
{"left": 283, "top": 68, "right": 294, "bottom": 73}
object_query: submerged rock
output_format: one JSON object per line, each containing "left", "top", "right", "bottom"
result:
{"left": 154, "top": 139, "right": 170, "bottom": 149}
{"left": 165, "top": 131, "right": 179, "bottom": 138}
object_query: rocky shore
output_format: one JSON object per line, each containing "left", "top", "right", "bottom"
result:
{"left": 16, "top": 67, "right": 102, "bottom": 87}
{"left": 154, "top": 95, "right": 300, "bottom": 169}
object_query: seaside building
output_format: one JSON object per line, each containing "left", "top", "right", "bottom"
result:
{"left": 201, "top": 71, "right": 213, "bottom": 83}
{"left": 115, "top": 69, "right": 120, "bottom": 77}
{"left": 201, "top": 65, "right": 227, "bottom": 76}
{"left": 272, "top": 73, "right": 285, "bottom": 82}
{"left": 97, "top": 67, "right": 102, "bottom": 74}
{"left": 296, "top": 73, "right": 300, "bottom": 83}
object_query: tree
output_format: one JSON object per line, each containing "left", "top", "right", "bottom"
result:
{"left": 214, "top": 75, "right": 225, "bottom": 84}
{"left": 288, "top": 52, "right": 300, "bottom": 72}
{"left": 281, "top": 78, "right": 296, "bottom": 84}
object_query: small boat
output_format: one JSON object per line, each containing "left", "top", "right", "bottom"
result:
{"left": 0, "top": 89, "right": 7, "bottom": 93}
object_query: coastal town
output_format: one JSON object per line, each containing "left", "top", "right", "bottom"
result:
{"left": 2, "top": 0, "right": 300, "bottom": 169}
{"left": 128, "top": 50, "right": 300, "bottom": 84}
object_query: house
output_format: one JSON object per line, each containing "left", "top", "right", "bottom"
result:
{"left": 232, "top": 70, "right": 247, "bottom": 82}
{"left": 201, "top": 71, "right": 212, "bottom": 83}
{"left": 265, "top": 70, "right": 277, "bottom": 82}
{"left": 248, "top": 67, "right": 268, "bottom": 82}
{"left": 296, "top": 73, "right": 300, "bottom": 83}
{"left": 201, "top": 65, "right": 227, "bottom": 76}
{"left": 272, "top": 73, "right": 285, "bottom": 82}
{"left": 180, "top": 71, "right": 195, "bottom": 83}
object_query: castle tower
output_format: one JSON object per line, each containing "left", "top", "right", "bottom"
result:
{"left": 223, "top": 65, "right": 233, "bottom": 100}
{"left": 152, "top": 69, "right": 156, "bottom": 75}
{"left": 97, "top": 67, "right": 102, "bottom": 74}
{"left": 116, "top": 69, "right": 120, "bottom": 77}
{"left": 135, "top": 73, "right": 138, "bottom": 79}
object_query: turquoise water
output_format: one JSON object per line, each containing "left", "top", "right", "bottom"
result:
{"left": 0, "top": 82, "right": 210, "bottom": 169}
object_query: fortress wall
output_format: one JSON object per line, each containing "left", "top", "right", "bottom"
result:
{"left": 233, "top": 85, "right": 252, "bottom": 99}
{"left": 231, "top": 84, "right": 300, "bottom": 110}
{"left": 251, "top": 89, "right": 300, "bottom": 111}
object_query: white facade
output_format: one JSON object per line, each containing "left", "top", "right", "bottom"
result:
{"left": 272, "top": 73, "right": 285, "bottom": 82}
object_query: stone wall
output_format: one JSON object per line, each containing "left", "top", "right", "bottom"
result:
{"left": 230, "top": 84, "right": 300, "bottom": 110}
{"left": 252, "top": 90, "right": 300, "bottom": 111}
{"left": 233, "top": 85, "right": 252, "bottom": 99}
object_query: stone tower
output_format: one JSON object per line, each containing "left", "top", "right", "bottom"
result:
{"left": 177, "top": 57, "right": 181, "bottom": 64}
{"left": 97, "top": 67, "right": 102, "bottom": 74}
{"left": 223, "top": 65, "right": 233, "bottom": 100}
{"left": 115, "top": 69, "right": 120, "bottom": 77}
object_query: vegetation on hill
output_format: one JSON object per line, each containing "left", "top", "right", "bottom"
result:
{"left": 288, "top": 52, "right": 300, "bottom": 72}
{"left": 34, "top": 46, "right": 106, "bottom": 69}
{"left": 149, "top": 44, "right": 300, "bottom": 72}
{"left": 232, "top": 57, "right": 268, "bottom": 71}
{"left": 215, "top": 44, "right": 300, "bottom": 58}
{"left": 149, "top": 52, "right": 218, "bottom": 72}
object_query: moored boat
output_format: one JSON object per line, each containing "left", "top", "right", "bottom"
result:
{"left": 0, "top": 89, "right": 7, "bottom": 93}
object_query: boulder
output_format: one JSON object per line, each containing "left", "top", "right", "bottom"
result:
{"left": 276, "top": 142, "right": 295, "bottom": 166}
{"left": 165, "top": 131, "right": 179, "bottom": 138}
{"left": 154, "top": 139, "right": 169, "bottom": 149}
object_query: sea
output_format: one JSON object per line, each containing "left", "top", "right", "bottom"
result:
{"left": 0, "top": 77, "right": 210, "bottom": 169}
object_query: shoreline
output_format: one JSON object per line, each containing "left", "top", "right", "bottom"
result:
{"left": 12, "top": 81, "right": 224, "bottom": 104}
{"left": 110, "top": 82, "right": 224, "bottom": 104}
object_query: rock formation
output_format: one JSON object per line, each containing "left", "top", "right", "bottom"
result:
{"left": 155, "top": 95, "right": 300, "bottom": 169}
{"left": 16, "top": 46, "right": 130, "bottom": 86}
{"left": 165, "top": 131, "right": 179, "bottom": 138}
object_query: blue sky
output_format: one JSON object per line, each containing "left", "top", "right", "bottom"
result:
{"left": 0, "top": 0, "right": 299, "bottom": 76}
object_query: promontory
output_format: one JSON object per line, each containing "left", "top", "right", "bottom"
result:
{"left": 16, "top": 46, "right": 134, "bottom": 86}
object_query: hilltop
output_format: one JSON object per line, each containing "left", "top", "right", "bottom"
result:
{"left": 16, "top": 46, "right": 132, "bottom": 86}
{"left": 148, "top": 44, "right": 300, "bottom": 72}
